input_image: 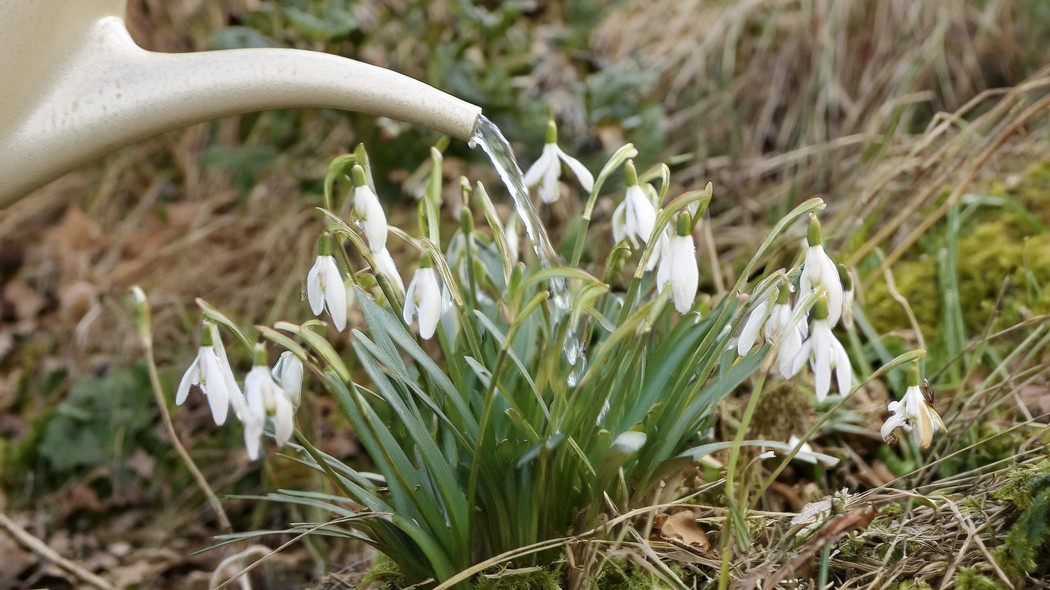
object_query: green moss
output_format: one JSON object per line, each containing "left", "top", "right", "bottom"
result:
{"left": 874, "top": 541, "right": 921, "bottom": 563}
{"left": 750, "top": 381, "right": 813, "bottom": 445}
{"left": 993, "top": 472, "right": 1050, "bottom": 579}
{"left": 593, "top": 560, "right": 685, "bottom": 589}
{"left": 475, "top": 566, "right": 561, "bottom": 590}
{"left": 991, "top": 458, "right": 1050, "bottom": 511}
{"left": 864, "top": 259, "right": 940, "bottom": 339}
{"left": 955, "top": 219, "right": 1050, "bottom": 332}
{"left": 356, "top": 555, "right": 407, "bottom": 590}
{"left": 879, "top": 503, "right": 904, "bottom": 516}
{"left": 840, "top": 534, "right": 865, "bottom": 557}
{"left": 896, "top": 580, "right": 933, "bottom": 590}
{"left": 953, "top": 566, "right": 1006, "bottom": 590}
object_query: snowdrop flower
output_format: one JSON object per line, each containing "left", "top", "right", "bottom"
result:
{"left": 799, "top": 214, "right": 843, "bottom": 326}
{"left": 882, "top": 365, "right": 945, "bottom": 449}
{"left": 737, "top": 283, "right": 804, "bottom": 378}
{"left": 243, "top": 344, "right": 295, "bottom": 460}
{"left": 271, "top": 351, "right": 304, "bottom": 408}
{"left": 737, "top": 287, "right": 774, "bottom": 356}
{"left": 656, "top": 213, "right": 699, "bottom": 313}
{"left": 373, "top": 247, "right": 405, "bottom": 295}
{"left": 787, "top": 435, "right": 839, "bottom": 467}
{"left": 838, "top": 263, "right": 855, "bottom": 329}
{"left": 767, "top": 286, "right": 805, "bottom": 378}
{"left": 612, "top": 161, "right": 663, "bottom": 270}
{"left": 790, "top": 294, "right": 852, "bottom": 402}
{"left": 176, "top": 321, "right": 233, "bottom": 425}
{"left": 523, "top": 119, "right": 594, "bottom": 204}
{"left": 351, "top": 164, "right": 388, "bottom": 252}
{"left": 307, "top": 235, "right": 347, "bottom": 332}
{"left": 403, "top": 259, "right": 442, "bottom": 339}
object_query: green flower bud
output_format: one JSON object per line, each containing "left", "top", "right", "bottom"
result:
{"left": 545, "top": 119, "right": 558, "bottom": 144}
{"left": 676, "top": 212, "right": 692, "bottom": 237}
{"left": 316, "top": 233, "right": 332, "bottom": 256}
{"left": 625, "top": 160, "right": 638, "bottom": 187}
{"left": 908, "top": 363, "right": 920, "bottom": 387}
{"left": 351, "top": 164, "right": 367, "bottom": 188}
{"left": 807, "top": 213, "right": 823, "bottom": 247}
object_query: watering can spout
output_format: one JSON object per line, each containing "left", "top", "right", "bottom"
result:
{"left": 0, "top": 5, "right": 482, "bottom": 206}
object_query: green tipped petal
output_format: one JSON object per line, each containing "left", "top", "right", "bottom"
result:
{"left": 813, "top": 292, "right": 830, "bottom": 320}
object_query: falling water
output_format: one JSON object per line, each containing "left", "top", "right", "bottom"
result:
{"left": 470, "top": 115, "right": 585, "bottom": 371}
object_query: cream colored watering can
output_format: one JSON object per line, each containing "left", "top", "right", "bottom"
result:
{"left": 0, "top": 0, "right": 483, "bottom": 206}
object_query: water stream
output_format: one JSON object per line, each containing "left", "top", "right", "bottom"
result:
{"left": 470, "top": 116, "right": 585, "bottom": 371}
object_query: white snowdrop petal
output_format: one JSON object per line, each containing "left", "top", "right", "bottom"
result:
{"left": 558, "top": 148, "right": 594, "bottom": 192}
{"left": 307, "top": 258, "right": 326, "bottom": 316}
{"left": 321, "top": 257, "right": 347, "bottom": 332}
{"left": 524, "top": 144, "right": 556, "bottom": 187}
{"left": 737, "top": 300, "right": 768, "bottom": 356}
{"left": 202, "top": 350, "right": 230, "bottom": 425}
{"left": 539, "top": 160, "right": 560, "bottom": 204}
{"left": 175, "top": 352, "right": 201, "bottom": 406}
{"left": 273, "top": 392, "right": 294, "bottom": 448}
{"left": 374, "top": 248, "right": 405, "bottom": 295}
{"left": 355, "top": 186, "right": 389, "bottom": 252}
{"left": 790, "top": 339, "right": 813, "bottom": 377}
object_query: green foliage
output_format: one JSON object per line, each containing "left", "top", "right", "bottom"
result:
{"left": 197, "top": 145, "right": 838, "bottom": 586}
{"left": 37, "top": 365, "right": 157, "bottom": 472}
{"left": 994, "top": 472, "right": 1050, "bottom": 579}
{"left": 895, "top": 580, "right": 933, "bottom": 590}
{"left": 593, "top": 560, "right": 685, "bottom": 590}
{"left": 953, "top": 567, "right": 1006, "bottom": 590}
{"left": 473, "top": 567, "right": 561, "bottom": 590}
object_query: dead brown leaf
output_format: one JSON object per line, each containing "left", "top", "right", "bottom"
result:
{"left": 658, "top": 509, "right": 711, "bottom": 552}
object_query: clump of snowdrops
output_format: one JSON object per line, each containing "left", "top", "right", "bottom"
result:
{"left": 158, "top": 125, "right": 939, "bottom": 587}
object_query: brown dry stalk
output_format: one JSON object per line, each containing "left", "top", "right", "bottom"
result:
{"left": 0, "top": 512, "right": 115, "bottom": 590}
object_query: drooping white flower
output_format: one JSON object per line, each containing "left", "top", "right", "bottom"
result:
{"left": 523, "top": 120, "right": 594, "bottom": 204}
{"left": 787, "top": 435, "right": 839, "bottom": 467}
{"left": 882, "top": 367, "right": 945, "bottom": 449}
{"left": 612, "top": 161, "right": 663, "bottom": 270}
{"left": 351, "top": 164, "right": 388, "bottom": 252}
{"left": 656, "top": 213, "right": 698, "bottom": 313}
{"left": 243, "top": 344, "right": 296, "bottom": 459}
{"left": 306, "top": 241, "right": 347, "bottom": 332}
{"left": 791, "top": 294, "right": 852, "bottom": 402}
{"left": 176, "top": 322, "right": 233, "bottom": 425}
{"left": 766, "top": 287, "right": 806, "bottom": 378}
{"left": 373, "top": 247, "right": 405, "bottom": 295}
{"left": 798, "top": 214, "right": 843, "bottom": 326}
{"left": 271, "top": 351, "right": 304, "bottom": 408}
{"left": 737, "top": 288, "right": 773, "bottom": 356}
{"left": 403, "top": 264, "right": 442, "bottom": 339}
{"left": 206, "top": 321, "right": 245, "bottom": 419}
{"left": 736, "top": 283, "right": 804, "bottom": 377}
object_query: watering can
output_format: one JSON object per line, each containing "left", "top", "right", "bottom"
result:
{"left": 0, "top": 0, "right": 483, "bottom": 206}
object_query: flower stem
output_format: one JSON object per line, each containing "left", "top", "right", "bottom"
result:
{"left": 133, "top": 289, "right": 232, "bottom": 533}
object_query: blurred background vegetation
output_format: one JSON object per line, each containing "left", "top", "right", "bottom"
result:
{"left": 2, "top": 0, "right": 1050, "bottom": 587}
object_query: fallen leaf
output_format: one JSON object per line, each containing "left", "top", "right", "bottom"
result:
{"left": 3, "top": 279, "right": 45, "bottom": 321}
{"left": 659, "top": 509, "right": 710, "bottom": 551}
